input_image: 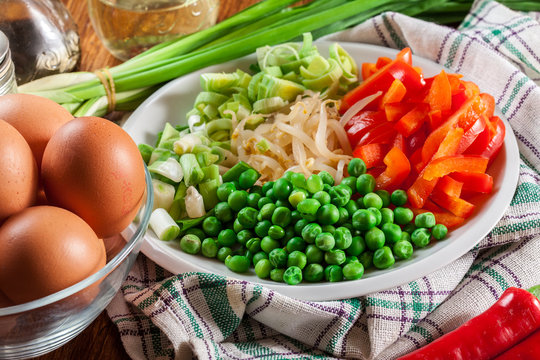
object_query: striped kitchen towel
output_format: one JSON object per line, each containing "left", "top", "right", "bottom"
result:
{"left": 107, "top": 0, "right": 540, "bottom": 359}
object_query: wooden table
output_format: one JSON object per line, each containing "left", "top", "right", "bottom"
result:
{"left": 36, "top": 1, "right": 260, "bottom": 359}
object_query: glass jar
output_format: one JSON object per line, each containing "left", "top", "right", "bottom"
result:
{"left": 87, "top": 0, "right": 220, "bottom": 61}
{"left": 0, "top": 0, "right": 80, "bottom": 85}
{"left": 0, "top": 31, "right": 17, "bottom": 95}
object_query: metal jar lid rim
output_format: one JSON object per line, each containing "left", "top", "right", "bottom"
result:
{"left": 0, "top": 30, "right": 9, "bottom": 64}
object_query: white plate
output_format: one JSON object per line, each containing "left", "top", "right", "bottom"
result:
{"left": 123, "top": 42, "right": 520, "bottom": 301}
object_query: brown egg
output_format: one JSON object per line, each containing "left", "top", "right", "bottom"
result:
{"left": 0, "top": 290, "right": 13, "bottom": 308}
{"left": 41, "top": 116, "right": 146, "bottom": 238}
{"left": 0, "top": 119, "right": 38, "bottom": 223}
{"left": 0, "top": 206, "right": 106, "bottom": 304}
{"left": 0, "top": 93, "right": 73, "bottom": 169}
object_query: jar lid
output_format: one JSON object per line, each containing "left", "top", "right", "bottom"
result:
{"left": 0, "top": 30, "right": 9, "bottom": 64}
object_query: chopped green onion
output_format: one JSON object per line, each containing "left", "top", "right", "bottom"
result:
{"left": 150, "top": 208, "right": 180, "bottom": 241}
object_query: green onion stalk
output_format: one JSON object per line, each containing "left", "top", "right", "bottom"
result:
{"left": 19, "top": 0, "right": 540, "bottom": 117}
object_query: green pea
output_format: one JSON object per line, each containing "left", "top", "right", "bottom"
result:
{"left": 247, "top": 192, "right": 262, "bottom": 209}
{"left": 334, "top": 227, "right": 352, "bottom": 250}
{"left": 319, "top": 171, "right": 335, "bottom": 186}
{"left": 201, "top": 238, "right": 218, "bottom": 258}
{"left": 358, "top": 251, "right": 373, "bottom": 269}
{"left": 268, "top": 225, "right": 285, "bottom": 240}
{"left": 313, "top": 191, "right": 331, "bottom": 205}
{"left": 283, "top": 266, "right": 303, "bottom": 285}
{"left": 272, "top": 206, "right": 292, "bottom": 227}
{"left": 400, "top": 231, "right": 411, "bottom": 242}
{"left": 346, "top": 236, "right": 366, "bottom": 257}
{"left": 324, "top": 265, "right": 343, "bottom": 282}
{"left": 380, "top": 207, "right": 394, "bottom": 225}
{"left": 352, "top": 209, "right": 377, "bottom": 231}
{"left": 291, "top": 172, "right": 307, "bottom": 189}
{"left": 365, "top": 227, "right": 385, "bottom": 251}
{"left": 246, "top": 237, "right": 261, "bottom": 252}
{"left": 252, "top": 251, "right": 268, "bottom": 266}
{"left": 336, "top": 207, "right": 350, "bottom": 226}
{"left": 341, "top": 176, "right": 357, "bottom": 194}
{"left": 237, "top": 229, "right": 254, "bottom": 245}
{"left": 273, "top": 178, "right": 293, "bottom": 200}
{"left": 356, "top": 174, "right": 376, "bottom": 195}
{"left": 390, "top": 189, "right": 408, "bottom": 206}
{"left": 363, "top": 192, "right": 383, "bottom": 209}
{"left": 376, "top": 190, "right": 391, "bottom": 207}
{"left": 254, "top": 220, "right": 272, "bottom": 238}
{"left": 347, "top": 158, "right": 367, "bottom": 177}
{"left": 287, "top": 250, "right": 307, "bottom": 269}
{"left": 255, "top": 258, "right": 272, "bottom": 278}
{"left": 286, "top": 237, "right": 306, "bottom": 253}
{"left": 261, "top": 236, "right": 280, "bottom": 253}
{"left": 244, "top": 249, "right": 254, "bottom": 262}
{"left": 225, "top": 255, "right": 250, "bottom": 273}
{"left": 217, "top": 247, "right": 233, "bottom": 262}
{"left": 282, "top": 171, "right": 294, "bottom": 182}
{"left": 394, "top": 206, "right": 414, "bottom": 225}
{"left": 294, "top": 218, "right": 309, "bottom": 235}
{"left": 415, "top": 212, "right": 436, "bottom": 229}
{"left": 262, "top": 181, "right": 274, "bottom": 194}
{"left": 202, "top": 216, "right": 222, "bottom": 237}
{"left": 403, "top": 222, "right": 417, "bottom": 234}
{"left": 381, "top": 223, "right": 402, "bottom": 245}
{"left": 301, "top": 223, "right": 323, "bottom": 244}
{"left": 275, "top": 199, "right": 291, "bottom": 209}
{"left": 283, "top": 225, "right": 295, "bottom": 242}
{"left": 393, "top": 240, "right": 413, "bottom": 260}
{"left": 266, "top": 188, "right": 276, "bottom": 201}
{"left": 305, "top": 244, "right": 324, "bottom": 264}
{"left": 367, "top": 207, "right": 382, "bottom": 226}
{"left": 297, "top": 198, "right": 321, "bottom": 217}
{"left": 373, "top": 246, "right": 395, "bottom": 269}
{"left": 321, "top": 224, "right": 336, "bottom": 235}
{"left": 258, "top": 203, "right": 276, "bottom": 221}
{"left": 214, "top": 202, "right": 234, "bottom": 223}
{"left": 269, "top": 248, "right": 288, "bottom": 268}
{"left": 270, "top": 268, "right": 285, "bottom": 282}
{"left": 329, "top": 184, "right": 352, "bottom": 207}
{"left": 180, "top": 234, "right": 201, "bottom": 254}
{"left": 250, "top": 185, "right": 263, "bottom": 195}
{"left": 316, "top": 203, "right": 340, "bottom": 225}
{"left": 344, "top": 255, "right": 359, "bottom": 265}
{"left": 303, "top": 263, "right": 324, "bottom": 282}
{"left": 323, "top": 183, "right": 332, "bottom": 193}
{"left": 217, "top": 182, "right": 236, "bottom": 202}
{"left": 228, "top": 190, "right": 248, "bottom": 211}
{"left": 185, "top": 228, "right": 205, "bottom": 241}
{"left": 233, "top": 218, "right": 244, "bottom": 233}
{"left": 307, "top": 174, "right": 324, "bottom": 194}
{"left": 432, "top": 224, "right": 448, "bottom": 240}
{"left": 239, "top": 169, "right": 259, "bottom": 189}
{"left": 258, "top": 196, "right": 273, "bottom": 209}
{"left": 217, "top": 229, "right": 237, "bottom": 247}
{"left": 291, "top": 210, "right": 302, "bottom": 223}
{"left": 324, "top": 249, "right": 346, "bottom": 265}
{"left": 342, "top": 262, "right": 364, "bottom": 280}
{"left": 288, "top": 190, "right": 307, "bottom": 208}
{"left": 315, "top": 232, "right": 335, "bottom": 251}
{"left": 411, "top": 228, "right": 431, "bottom": 248}
{"left": 237, "top": 207, "right": 259, "bottom": 228}
{"left": 356, "top": 197, "right": 366, "bottom": 209}
{"left": 345, "top": 200, "right": 359, "bottom": 217}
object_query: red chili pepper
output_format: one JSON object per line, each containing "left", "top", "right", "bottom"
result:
{"left": 397, "top": 287, "right": 540, "bottom": 360}
{"left": 494, "top": 329, "right": 540, "bottom": 360}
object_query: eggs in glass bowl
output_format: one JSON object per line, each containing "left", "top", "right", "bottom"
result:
{"left": 0, "top": 94, "right": 153, "bottom": 359}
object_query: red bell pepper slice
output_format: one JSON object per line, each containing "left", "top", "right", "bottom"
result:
{"left": 341, "top": 48, "right": 425, "bottom": 113}
{"left": 422, "top": 155, "right": 489, "bottom": 181}
{"left": 494, "top": 329, "right": 540, "bottom": 360}
{"left": 352, "top": 143, "right": 386, "bottom": 169}
{"left": 479, "top": 116, "right": 505, "bottom": 163}
{"left": 397, "top": 287, "right": 540, "bottom": 360}
{"left": 450, "top": 172, "right": 493, "bottom": 194}
{"left": 375, "top": 146, "right": 411, "bottom": 190}
{"left": 457, "top": 115, "right": 487, "bottom": 154}
{"left": 345, "top": 110, "right": 386, "bottom": 148}
{"left": 434, "top": 175, "right": 463, "bottom": 197}
{"left": 385, "top": 102, "right": 413, "bottom": 123}
{"left": 480, "top": 92, "right": 495, "bottom": 118}
{"left": 419, "top": 127, "right": 464, "bottom": 171}
{"left": 407, "top": 175, "right": 438, "bottom": 209}
{"left": 380, "top": 79, "right": 407, "bottom": 108}
{"left": 395, "top": 103, "right": 429, "bottom": 137}
{"left": 361, "top": 62, "right": 378, "bottom": 81}
{"left": 357, "top": 121, "right": 397, "bottom": 147}
{"left": 426, "top": 70, "right": 452, "bottom": 113}
{"left": 392, "top": 133, "right": 406, "bottom": 153}
{"left": 428, "top": 109, "right": 443, "bottom": 130}
{"left": 376, "top": 56, "right": 393, "bottom": 69}
{"left": 464, "top": 119, "right": 491, "bottom": 156}
{"left": 430, "top": 187, "right": 475, "bottom": 218}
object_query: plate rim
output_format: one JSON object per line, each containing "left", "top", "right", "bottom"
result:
{"left": 124, "top": 41, "right": 521, "bottom": 301}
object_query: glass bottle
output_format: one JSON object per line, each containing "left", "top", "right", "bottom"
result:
{"left": 87, "top": 0, "right": 220, "bottom": 61}
{"left": 0, "top": 0, "right": 80, "bottom": 85}
{"left": 0, "top": 30, "right": 17, "bottom": 95}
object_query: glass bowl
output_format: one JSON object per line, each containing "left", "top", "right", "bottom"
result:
{"left": 0, "top": 165, "right": 153, "bottom": 359}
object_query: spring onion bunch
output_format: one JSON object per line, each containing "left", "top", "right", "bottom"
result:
{"left": 19, "top": 0, "right": 540, "bottom": 117}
